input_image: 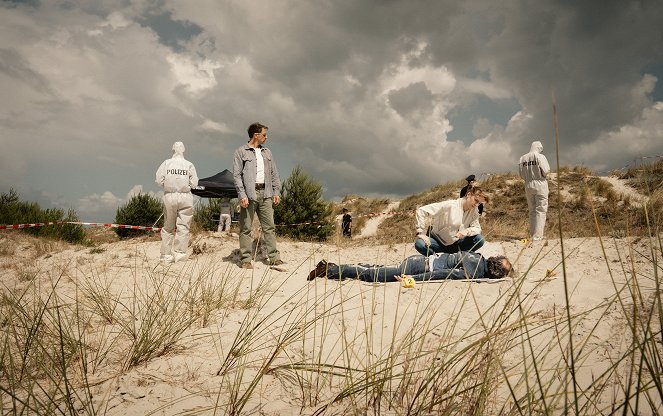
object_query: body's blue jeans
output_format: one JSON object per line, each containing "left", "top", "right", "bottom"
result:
{"left": 326, "top": 255, "right": 427, "bottom": 282}
{"left": 414, "top": 233, "right": 484, "bottom": 256}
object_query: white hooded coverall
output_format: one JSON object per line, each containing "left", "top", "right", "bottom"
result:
{"left": 155, "top": 142, "right": 199, "bottom": 262}
{"left": 519, "top": 141, "right": 550, "bottom": 239}
{"left": 217, "top": 200, "right": 233, "bottom": 232}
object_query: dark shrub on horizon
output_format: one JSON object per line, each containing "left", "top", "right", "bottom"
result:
{"left": 0, "top": 188, "right": 86, "bottom": 244}
{"left": 114, "top": 193, "right": 163, "bottom": 239}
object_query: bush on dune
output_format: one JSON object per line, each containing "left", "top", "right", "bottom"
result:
{"left": 0, "top": 188, "right": 86, "bottom": 244}
{"left": 113, "top": 193, "right": 163, "bottom": 239}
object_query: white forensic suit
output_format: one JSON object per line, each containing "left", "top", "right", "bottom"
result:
{"left": 519, "top": 140, "right": 550, "bottom": 240}
{"left": 155, "top": 141, "right": 199, "bottom": 262}
{"left": 217, "top": 199, "right": 233, "bottom": 232}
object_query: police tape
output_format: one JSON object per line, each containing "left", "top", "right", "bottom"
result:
{"left": 67, "top": 222, "right": 162, "bottom": 231}
{"left": 2, "top": 210, "right": 413, "bottom": 231}
{"left": 0, "top": 221, "right": 63, "bottom": 230}
{"left": 275, "top": 209, "right": 411, "bottom": 227}
{"left": 0, "top": 221, "right": 162, "bottom": 231}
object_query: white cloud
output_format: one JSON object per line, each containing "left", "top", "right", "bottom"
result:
{"left": 380, "top": 62, "right": 455, "bottom": 97}
{"left": 456, "top": 76, "right": 512, "bottom": 100}
{"left": 197, "top": 118, "right": 231, "bottom": 133}
{"left": 574, "top": 102, "right": 663, "bottom": 172}
{"left": 1, "top": 0, "right": 662, "bottom": 213}
{"left": 76, "top": 185, "right": 162, "bottom": 222}
{"left": 77, "top": 191, "right": 122, "bottom": 218}
{"left": 167, "top": 53, "right": 221, "bottom": 95}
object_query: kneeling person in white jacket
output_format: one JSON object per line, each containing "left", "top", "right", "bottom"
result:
{"left": 155, "top": 141, "right": 198, "bottom": 263}
{"left": 414, "top": 187, "right": 489, "bottom": 255}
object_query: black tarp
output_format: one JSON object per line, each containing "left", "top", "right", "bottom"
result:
{"left": 191, "top": 169, "right": 238, "bottom": 198}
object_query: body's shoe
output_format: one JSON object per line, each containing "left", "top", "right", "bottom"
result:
{"left": 242, "top": 262, "right": 253, "bottom": 269}
{"left": 270, "top": 259, "right": 285, "bottom": 266}
{"left": 160, "top": 255, "right": 174, "bottom": 264}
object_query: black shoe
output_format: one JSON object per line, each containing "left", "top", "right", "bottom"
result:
{"left": 308, "top": 260, "right": 331, "bottom": 281}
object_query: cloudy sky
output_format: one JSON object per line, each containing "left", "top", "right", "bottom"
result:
{"left": 2, "top": 0, "right": 662, "bottom": 223}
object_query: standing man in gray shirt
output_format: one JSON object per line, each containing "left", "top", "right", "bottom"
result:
{"left": 519, "top": 140, "right": 551, "bottom": 241}
{"left": 233, "top": 122, "right": 284, "bottom": 268}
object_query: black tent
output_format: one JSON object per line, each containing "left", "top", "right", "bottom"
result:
{"left": 192, "top": 169, "right": 238, "bottom": 198}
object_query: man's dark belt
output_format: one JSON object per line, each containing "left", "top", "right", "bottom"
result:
{"left": 255, "top": 183, "right": 265, "bottom": 189}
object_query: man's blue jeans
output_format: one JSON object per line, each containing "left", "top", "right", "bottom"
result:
{"left": 414, "top": 233, "right": 484, "bottom": 256}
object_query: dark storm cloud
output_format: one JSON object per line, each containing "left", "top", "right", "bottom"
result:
{"left": 470, "top": 0, "right": 663, "bottom": 154}
{"left": 136, "top": 10, "right": 202, "bottom": 52}
{"left": 1, "top": 0, "right": 662, "bottom": 222}
{"left": 0, "top": 48, "right": 55, "bottom": 96}
{"left": 170, "top": 0, "right": 663, "bottom": 198}
{"left": 388, "top": 82, "right": 435, "bottom": 120}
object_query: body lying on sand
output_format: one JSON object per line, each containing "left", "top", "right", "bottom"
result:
{"left": 308, "top": 251, "right": 512, "bottom": 282}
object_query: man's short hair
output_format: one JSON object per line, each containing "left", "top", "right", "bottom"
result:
{"left": 486, "top": 256, "right": 512, "bottom": 279}
{"left": 247, "top": 122, "right": 268, "bottom": 138}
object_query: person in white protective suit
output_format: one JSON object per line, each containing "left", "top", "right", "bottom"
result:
{"left": 217, "top": 197, "right": 233, "bottom": 233}
{"left": 519, "top": 140, "right": 550, "bottom": 241}
{"left": 155, "top": 141, "right": 199, "bottom": 263}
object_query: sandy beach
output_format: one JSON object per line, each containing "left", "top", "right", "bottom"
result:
{"left": 2, "top": 227, "right": 660, "bottom": 415}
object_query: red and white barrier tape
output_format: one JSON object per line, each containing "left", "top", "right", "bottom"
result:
{"left": 0, "top": 221, "right": 63, "bottom": 230}
{"left": 275, "top": 209, "right": 411, "bottom": 227}
{"left": 67, "top": 222, "right": 162, "bottom": 231}
{"left": 0, "top": 221, "right": 161, "bottom": 231}
{"left": 357, "top": 210, "right": 409, "bottom": 218}
{"left": 2, "top": 208, "right": 414, "bottom": 231}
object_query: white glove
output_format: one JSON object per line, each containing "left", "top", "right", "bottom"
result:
{"left": 416, "top": 233, "right": 431, "bottom": 246}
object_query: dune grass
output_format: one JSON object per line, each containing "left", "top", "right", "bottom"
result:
{"left": 1, "top": 153, "right": 662, "bottom": 414}
{"left": 0, "top": 220, "right": 661, "bottom": 415}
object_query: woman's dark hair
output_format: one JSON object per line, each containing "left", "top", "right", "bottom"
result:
{"left": 465, "top": 186, "right": 490, "bottom": 204}
{"left": 486, "top": 255, "right": 511, "bottom": 278}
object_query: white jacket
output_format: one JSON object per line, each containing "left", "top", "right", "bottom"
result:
{"left": 156, "top": 142, "right": 199, "bottom": 193}
{"left": 415, "top": 198, "right": 481, "bottom": 244}
{"left": 519, "top": 141, "right": 550, "bottom": 192}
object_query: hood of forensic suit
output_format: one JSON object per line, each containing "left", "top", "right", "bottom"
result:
{"left": 172, "top": 141, "right": 186, "bottom": 157}
{"left": 530, "top": 141, "right": 543, "bottom": 154}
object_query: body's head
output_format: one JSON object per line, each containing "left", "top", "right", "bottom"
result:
{"left": 342, "top": 208, "right": 348, "bottom": 214}
{"left": 247, "top": 122, "right": 268, "bottom": 147}
{"left": 465, "top": 174, "right": 476, "bottom": 184}
{"left": 462, "top": 186, "right": 489, "bottom": 211}
{"left": 486, "top": 255, "right": 512, "bottom": 278}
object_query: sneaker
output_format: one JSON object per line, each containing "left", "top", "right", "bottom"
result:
{"left": 174, "top": 252, "right": 189, "bottom": 263}
{"left": 160, "top": 255, "right": 174, "bottom": 263}
{"left": 241, "top": 262, "right": 253, "bottom": 269}
{"left": 270, "top": 259, "right": 285, "bottom": 266}
{"left": 307, "top": 260, "right": 331, "bottom": 281}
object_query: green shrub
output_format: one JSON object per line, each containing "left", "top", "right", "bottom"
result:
{"left": 274, "top": 165, "right": 334, "bottom": 241}
{"left": 0, "top": 188, "right": 86, "bottom": 244}
{"left": 193, "top": 198, "right": 220, "bottom": 231}
{"left": 114, "top": 193, "right": 163, "bottom": 239}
